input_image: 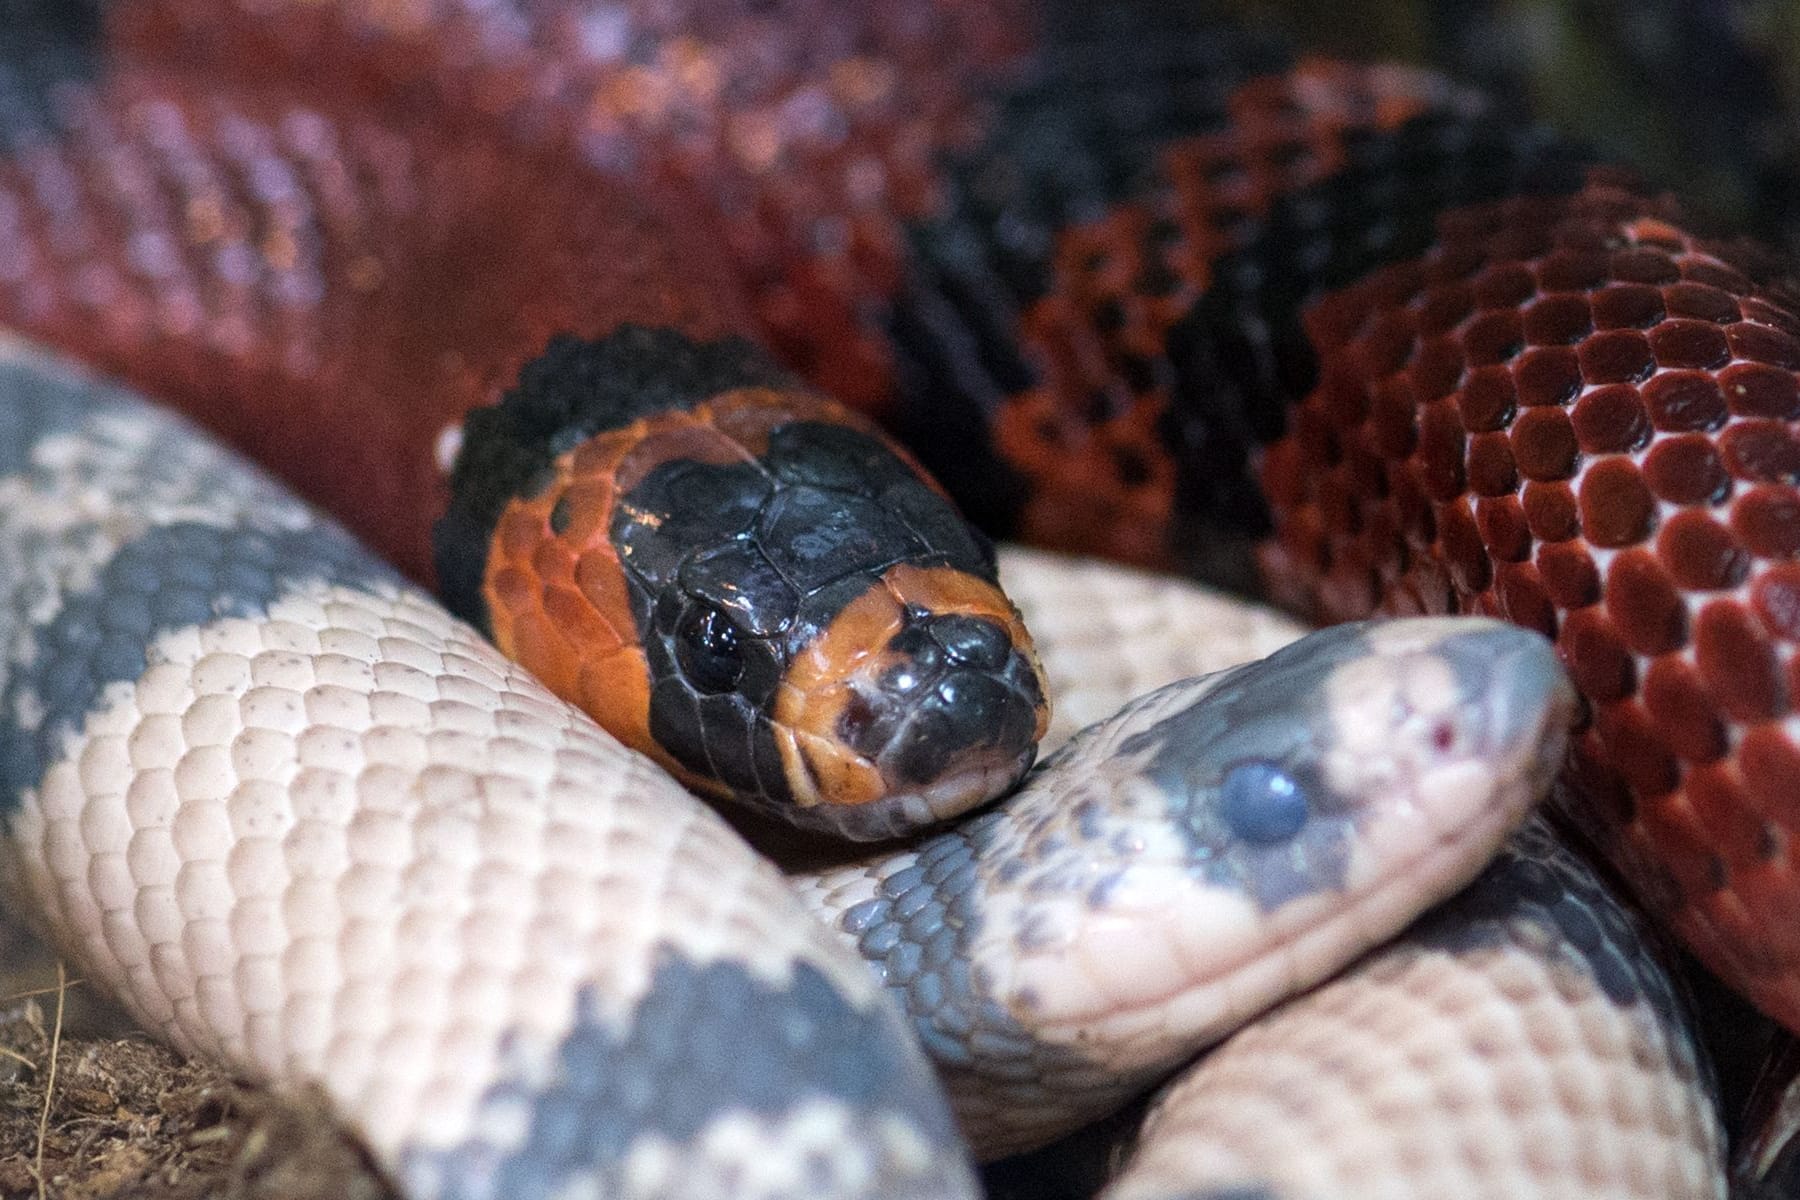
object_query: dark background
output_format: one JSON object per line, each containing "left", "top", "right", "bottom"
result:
{"left": 1225, "top": 0, "right": 1800, "bottom": 257}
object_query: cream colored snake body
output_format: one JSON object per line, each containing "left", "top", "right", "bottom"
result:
{"left": 0, "top": 335, "right": 969, "bottom": 1200}
{"left": 995, "top": 560, "right": 1732, "bottom": 1199}
{"left": 0, "top": 333, "right": 1668, "bottom": 1197}
{"left": 1102, "top": 810, "right": 1725, "bottom": 1200}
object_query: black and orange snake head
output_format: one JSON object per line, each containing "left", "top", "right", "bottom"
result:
{"left": 435, "top": 326, "right": 1049, "bottom": 839}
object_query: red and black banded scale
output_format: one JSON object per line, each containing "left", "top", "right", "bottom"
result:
{"left": 4, "top": 0, "right": 1800, "bottom": 1030}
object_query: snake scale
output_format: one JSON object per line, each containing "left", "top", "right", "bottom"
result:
{"left": 0, "top": 334, "right": 1583, "bottom": 1194}
{"left": 0, "top": 0, "right": 1792, "bottom": 1196}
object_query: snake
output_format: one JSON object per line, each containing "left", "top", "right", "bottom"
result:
{"left": 0, "top": 330, "right": 1577, "bottom": 1194}
{"left": 0, "top": 0, "right": 1789, "bottom": 1193}
{"left": 1100, "top": 805, "right": 1726, "bottom": 1199}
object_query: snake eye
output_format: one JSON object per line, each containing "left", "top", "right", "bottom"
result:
{"left": 677, "top": 604, "right": 745, "bottom": 694}
{"left": 1219, "top": 760, "right": 1309, "bottom": 845}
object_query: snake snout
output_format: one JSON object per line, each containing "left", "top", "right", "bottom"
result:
{"left": 1432, "top": 624, "right": 1578, "bottom": 761}
{"left": 874, "top": 611, "right": 1046, "bottom": 780}
{"left": 1327, "top": 618, "right": 1576, "bottom": 817}
{"left": 824, "top": 608, "right": 1048, "bottom": 824}
{"left": 771, "top": 565, "right": 1050, "bottom": 838}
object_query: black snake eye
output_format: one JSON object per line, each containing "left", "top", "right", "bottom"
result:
{"left": 677, "top": 604, "right": 745, "bottom": 694}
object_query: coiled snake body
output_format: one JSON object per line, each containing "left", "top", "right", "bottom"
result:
{"left": 0, "top": 335, "right": 1594, "bottom": 1194}
{"left": 0, "top": 0, "right": 1790, "bottom": 1196}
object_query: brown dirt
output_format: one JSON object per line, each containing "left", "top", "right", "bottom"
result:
{"left": 0, "top": 961, "right": 397, "bottom": 1200}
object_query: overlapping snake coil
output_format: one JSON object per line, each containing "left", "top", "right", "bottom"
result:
{"left": 0, "top": 1, "right": 1794, "bottom": 1197}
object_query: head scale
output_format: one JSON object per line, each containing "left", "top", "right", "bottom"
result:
{"left": 437, "top": 327, "right": 1049, "bottom": 839}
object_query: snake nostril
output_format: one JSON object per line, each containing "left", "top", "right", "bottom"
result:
{"left": 925, "top": 614, "right": 1012, "bottom": 670}
{"left": 837, "top": 692, "right": 879, "bottom": 744}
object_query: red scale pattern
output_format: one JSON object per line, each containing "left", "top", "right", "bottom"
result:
{"left": 1260, "top": 173, "right": 1800, "bottom": 1024}
{"left": 994, "top": 61, "right": 1483, "bottom": 567}
{"left": 114, "top": 0, "right": 1032, "bottom": 416}
{"left": 0, "top": 71, "right": 746, "bottom": 582}
{"left": 117, "top": 4, "right": 1483, "bottom": 567}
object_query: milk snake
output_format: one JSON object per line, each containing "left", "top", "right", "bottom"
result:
{"left": 0, "top": 0, "right": 1793, "bottom": 1196}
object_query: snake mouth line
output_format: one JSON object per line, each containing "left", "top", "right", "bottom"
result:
{"left": 785, "top": 747, "right": 1038, "bottom": 842}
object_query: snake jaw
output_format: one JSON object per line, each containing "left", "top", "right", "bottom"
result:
{"left": 773, "top": 738, "right": 1041, "bottom": 842}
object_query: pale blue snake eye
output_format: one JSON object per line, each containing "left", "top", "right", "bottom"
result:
{"left": 1219, "top": 760, "right": 1309, "bottom": 844}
